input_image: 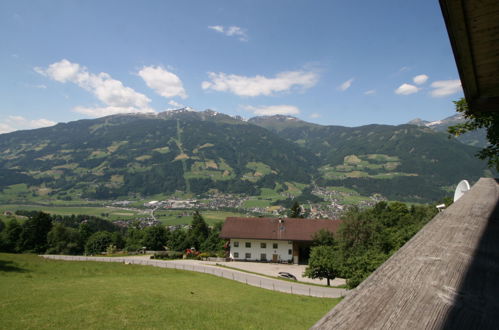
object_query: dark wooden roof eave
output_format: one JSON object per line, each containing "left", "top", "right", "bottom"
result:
{"left": 439, "top": 0, "right": 499, "bottom": 113}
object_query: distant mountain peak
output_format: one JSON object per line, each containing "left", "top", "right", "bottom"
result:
{"left": 407, "top": 118, "right": 429, "bottom": 126}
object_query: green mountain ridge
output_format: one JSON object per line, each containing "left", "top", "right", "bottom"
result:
{"left": 0, "top": 109, "right": 493, "bottom": 203}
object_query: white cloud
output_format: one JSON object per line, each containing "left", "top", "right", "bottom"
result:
{"left": 310, "top": 113, "right": 321, "bottom": 118}
{"left": 398, "top": 66, "right": 410, "bottom": 73}
{"left": 364, "top": 89, "right": 376, "bottom": 95}
{"left": 1, "top": 115, "right": 56, "bottom": 133}
{"left": 395, "top": 83, "right": 420, "bottom": 95}
{"left": 168, "top": 100, "right": 184, "bottom": 108}
{"left": 209, "top": 25, "right": 248, "bottom": 41}
{"left": 202, "top": 70, "right": 319, "bottom": 97}
{"left": 243, "top": 105, "right": 300, "bottom": 116}
{"left": 0, "top": 123, "right": 15, "bottom": 134}
{"left": 338, "top": 78, "right": 354, "bottom": 91}
{"left": 208, "top": 25, "right": 224, "bottom": 33}
{"left": 413, "top": 74, "right": 429, "bottom": 85}
{"left": 430, "top": 79, "right": 462, "bottom": 97}
{"left": 138, "top": 66, "right": 187, "bottom": 99}
{"left": 35, "top": 59, "right": 153, "bottom": 117}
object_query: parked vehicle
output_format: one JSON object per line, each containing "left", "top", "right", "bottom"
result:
{"left": 278, "top": 272, "right": 297, "bottom": 281}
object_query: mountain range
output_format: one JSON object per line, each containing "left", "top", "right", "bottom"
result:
{"left": 407, "top": 114, "right": 488, "bottom": 147}
{"left": 0, "top": 109, "right": 493, "bottom": 203}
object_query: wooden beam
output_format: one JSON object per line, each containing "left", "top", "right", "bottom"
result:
{"left": 312, "top": 178, "right": 499, "bottom": 329}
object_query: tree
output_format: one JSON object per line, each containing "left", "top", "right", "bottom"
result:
{"left": 312, "top": 229, "right": 335, "bottom": 246}
{"left": 187, "top": 211, "right": 209, "bottom": 250}
{"left": 124, "top": 227, "right": 144, "bottom": 252}
{"left": 85, "top": 231, "right": 112, "bottom": 255}
{"left": 143, "top": 226, "right": 167, "bottom": 251}
{"left": 19, "top": 212, "right": 53, "bottom": 253}
{"left": 47, "top": 223, "right": 82, "bottom": 255}
{"left": 304, "top": 245, "right": 340, "bottom": 286}
{"left": 288, "top": 201, "right": 304, "bottom": 218}
{"left": 201, "top": 221, "right": 225, "bottom": 253}
{"left": 0, "top": 219, "right": 22, "bottom": 252}
{"left": 168, "top": 229, "right": 189, "bottom": 251}
{"left": 448, "top": 97, "right": 499, "bottom": 171}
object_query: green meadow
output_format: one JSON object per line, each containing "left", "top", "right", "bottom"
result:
{"left": 0, "top": 253, "right": 339, "bottom": 329}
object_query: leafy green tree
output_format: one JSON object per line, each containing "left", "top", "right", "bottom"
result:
{"left": 312, "top": 229, "right": 335, "bottom": 246}
{"left": 85, "top": 231, "right": 112, "bottom": 255}
{"left": 448, "top": 97, "right": 499, "bottom": 171}
{"left": 142, "top": 226, "right": 168, "bottom": 250}
{"left": 187, "top": 211, "right": 209, "bottom": 250}
{"left": 0, "top": 219, "right": 5, "bottom": 233}
{"left": 304, "top": 245, "right": 340, "bottom": 286}
{"left": 288, "top": 201, "right": 304, "bottom": 218}
{"left": 111, "top": 231, "right": 125, "bottom": 250}
{"left": 167, "top": 229, "right": 189, "bottom": 251}
{"left": 47, "top": 223, "right": 82, "bottom": 255}
{"left": 19, "top": 212, "right": 53, "bottom": 253}
{"left": 124, "top": 228, "right": 144, "bottom": 252}
{"left": 0, "top": 219, "right": 22, "bottom": 252}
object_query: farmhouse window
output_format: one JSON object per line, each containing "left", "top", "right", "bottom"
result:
{"left": 234, "top": 252, "right": 239, "bottom": 258}
{"left": 233, "top": 241, "right": 239, "bottom": 247}
{"left": 260, "top": 253, "right": 267, "bottom": 260}
{"left": 260, "top": 242, "right": 266, "bottom": 248}
{"left": 245, "top": 253, "right": 251, "bottom": 259}
{"left": 288, "top": 249, "right": 292, "bottom": 255}
{"left": 273, "top": 243, "right": 278, "bottom": 249}
{"left": 245, "top": 242, "right": 251, "bottom": 248}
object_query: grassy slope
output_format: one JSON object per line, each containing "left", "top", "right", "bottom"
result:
{"left": 0, "top": 204, "right": 141, "bottom": 221}
{"left": 0, "top": 254, "right": 338, "bottom": 329}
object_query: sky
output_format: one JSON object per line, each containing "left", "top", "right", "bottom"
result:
{"left": 0, "top": 0, "right": 464, "bottom": 133}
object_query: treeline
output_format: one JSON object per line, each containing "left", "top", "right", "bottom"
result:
{"left": 306, "top": 201, "right": 438, "bottom": 288}
{"left": 0, "top": 211, "right": 225, "bottom": 256}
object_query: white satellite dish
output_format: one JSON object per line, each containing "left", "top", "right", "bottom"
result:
{"left": 453, "top": 180, "right": 470, "bottom": 202}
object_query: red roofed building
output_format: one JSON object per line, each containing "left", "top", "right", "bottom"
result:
{"left": 220, "top": 217, "right": 342, "bottom": 264}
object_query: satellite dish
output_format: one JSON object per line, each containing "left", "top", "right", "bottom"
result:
{"left": 453, "top": 180, "right": 470, "bottom": 202}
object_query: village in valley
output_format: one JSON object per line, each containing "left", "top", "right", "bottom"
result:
{"left": 108, "top": 186, "right": 386, "bottom": 229}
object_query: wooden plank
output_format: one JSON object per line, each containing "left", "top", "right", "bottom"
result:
{"left": 312, "top": 178, "right": 499, "bottom": 329}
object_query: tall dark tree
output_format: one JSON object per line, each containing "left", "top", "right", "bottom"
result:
{"left": 288, "top": 201, "right": 304, "bottom": 218}
{"left": 0, "top": 219, "right": 22, "bottom": 252}
{"left": 47, "top": 223, "right": 82, "bottom": 255}
{"left": 142, "top": 226, "right": 167, "bottom": 251}
{"left": 201, "top": 221, "right": 225, "bottom": 253}
{"left": 19, "top": 212, "right": 53, "bottom": 253}
{"left": 187, "top": 211, "right": 210, "bottom": 250}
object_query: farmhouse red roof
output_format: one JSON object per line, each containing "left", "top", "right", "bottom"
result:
{"left": 219, "top": 217, "right": 342, "bottom": 241}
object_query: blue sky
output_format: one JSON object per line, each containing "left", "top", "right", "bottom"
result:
{"left": 0, "top": 0, "right": 464, "bottom": 133}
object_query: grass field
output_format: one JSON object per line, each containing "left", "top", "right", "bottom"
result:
{"left": 154, "top": 210, "right": 248, "bottom": 225}
{"left": 0, "top": 253, "right": 339, "bottom": 329}
{"left": 0, "top": 204, "right": 143, "bottom": 221}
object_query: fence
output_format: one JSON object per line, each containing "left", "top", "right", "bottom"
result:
{"left": 40, "top": 255, "right": 346, "bottom": 298}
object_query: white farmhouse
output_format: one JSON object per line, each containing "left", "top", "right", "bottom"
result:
{"left": 219, "top": 217, "right": 342, "bottom": 264}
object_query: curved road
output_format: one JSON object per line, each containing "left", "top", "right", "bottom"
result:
{"left": 41, "top": 255, "right": 347, "bottom": 298}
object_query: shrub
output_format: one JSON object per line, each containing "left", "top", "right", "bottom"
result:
{"left": 151, "top": 251, "right": 183, "bottom": 260}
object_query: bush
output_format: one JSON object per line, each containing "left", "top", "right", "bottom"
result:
{"left": 85, "top": 231, "right": 112, "bottom": 255}
{"left": 151, "top": 251, "right": 183, "bottom": 260}
{"left": 198, "top": 252, "right": 210, "bottom": 260}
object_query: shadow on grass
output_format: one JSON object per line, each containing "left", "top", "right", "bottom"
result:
{"left": 0, "top": 260, "right": 29, "bottom": 273}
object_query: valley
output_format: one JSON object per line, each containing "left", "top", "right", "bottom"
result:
{"left": 0, "top": 109, "right": 494, "bottom": 224}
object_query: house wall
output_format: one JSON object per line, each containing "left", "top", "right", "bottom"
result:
{"left": 229, "top": 239, "right": 293, "bottom": 262}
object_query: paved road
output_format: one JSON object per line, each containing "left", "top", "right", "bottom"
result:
{"left": 40, "top": 255, "right": 347, "bottom": 298}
